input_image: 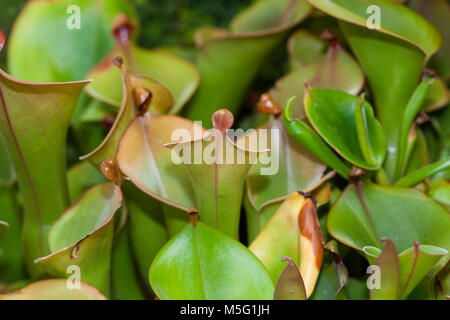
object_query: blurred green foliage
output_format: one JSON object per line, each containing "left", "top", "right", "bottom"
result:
{"left": 132, "top": 0, "right": 254, "bottom": 48}
{"left": 0, "top": 0, "right": 254, "bottom": 68}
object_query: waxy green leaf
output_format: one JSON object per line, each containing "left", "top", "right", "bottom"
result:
{"left": 149, "top": 217, "right": 274, "bottom": 300}
{"left": 304, "top": 88, "right": 386, "bottom": 170}
{"left": 394, "top": 78, "right": 432, "bottom": 181}
{"left": 35, "top": 182, "right": 122, "bottom": 294}
{"left": 0, "top": 66, "right": 89, "bottom": 277}
{"left": 283, "top": 98, "right": 351, "bottom": 179}
{"left": 0, "top": 279, "right": 107, "bottom": 300}
{"left": 8, "top": 0, "right": 138, "bottom": 82}
{"left": 395, "top": 158, "right": 450, "bottom": 187}
{"left": 184, "top": 0, "right": 313, "bottom": 126}
{"left": 306, "top": 0, "right": 443, "bottom": 180}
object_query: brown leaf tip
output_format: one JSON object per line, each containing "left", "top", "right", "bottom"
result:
{"left": 188, "top": 207, "right": 199, "bottom": 226}
{"left": 321, "top": 29, "right": 338, "bottom": 48}
{"left": 422, "top": 68, "right": 437, "bottom": 80}
{"left": 212, "top": 109, "right": 234, "bottom": 132}
{"left": 257, "top": 93, "right": 282, "bottom": 117}
{"left": 303, "top": 80, "right": 310, "bottom": 93}
{"left": 133, "top": 86, "right": 153, "bottom": 116}
{"left": 380, "top": 237, "right": 396, "bottom": 248}
{"left": 0, "top": 29, "right": 5, "bottom": 53}
{"left": 297, "top": 190, "right": 317, "bottom": 207}
{"left": 112, "top": 56, "right": 124, "bottom": 68}
{"left": 281, "top": 256, "right": 295, "bottom": 264}
{"left": 112, "top": 13, "right": 135, "bottom": 45}
{"left": 414, "top": 111, "right": 429, "bottom": 125}
{"left": 349, "top": 166, "right": 367, "bottom": 178}
{"left": 100, "top": 159, "right": 120, "bottom": 185}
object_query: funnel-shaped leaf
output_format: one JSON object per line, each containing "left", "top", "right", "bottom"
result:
{"left": 184, "top": 0, "right": 312, "bottom": 125}
{"left": 81, "top": 60, "right": 174, "bottom": 168}
{"left": 274, "top": 257, "right": 306, "bottom": 300}
{"left": 167, "top": 109, "right": 264, "bottom": 239}
{"left": 304, "top": 88, "right": 386, "bottom": 170}
{"left": 35, "top": 182, "right": 122, "bottom": 294}
{"left": 149, "top": 216, "right": 274, "bottom": 300}
{"left": 270, "top": 34, "right": 365, "bottom": 115}
{"left": 0, "top": 66, "right": 89, "bottom": 277}
{"left": 86, "top": 44, "right": 199, "bottom": 114}
{"left": 250, "top": 192, "right": 324, "bottom": 297}
{"left": 7, "top": 0, "right": 138, "bottom": 82}
{"left": 364, "top": 242, "right": 447, "bottom": 299}
{"left": 0, "top": 279, "right": 107, "bottom": 300}
{"left": 307, "top": 0, "right": 442, "bottom": 179}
